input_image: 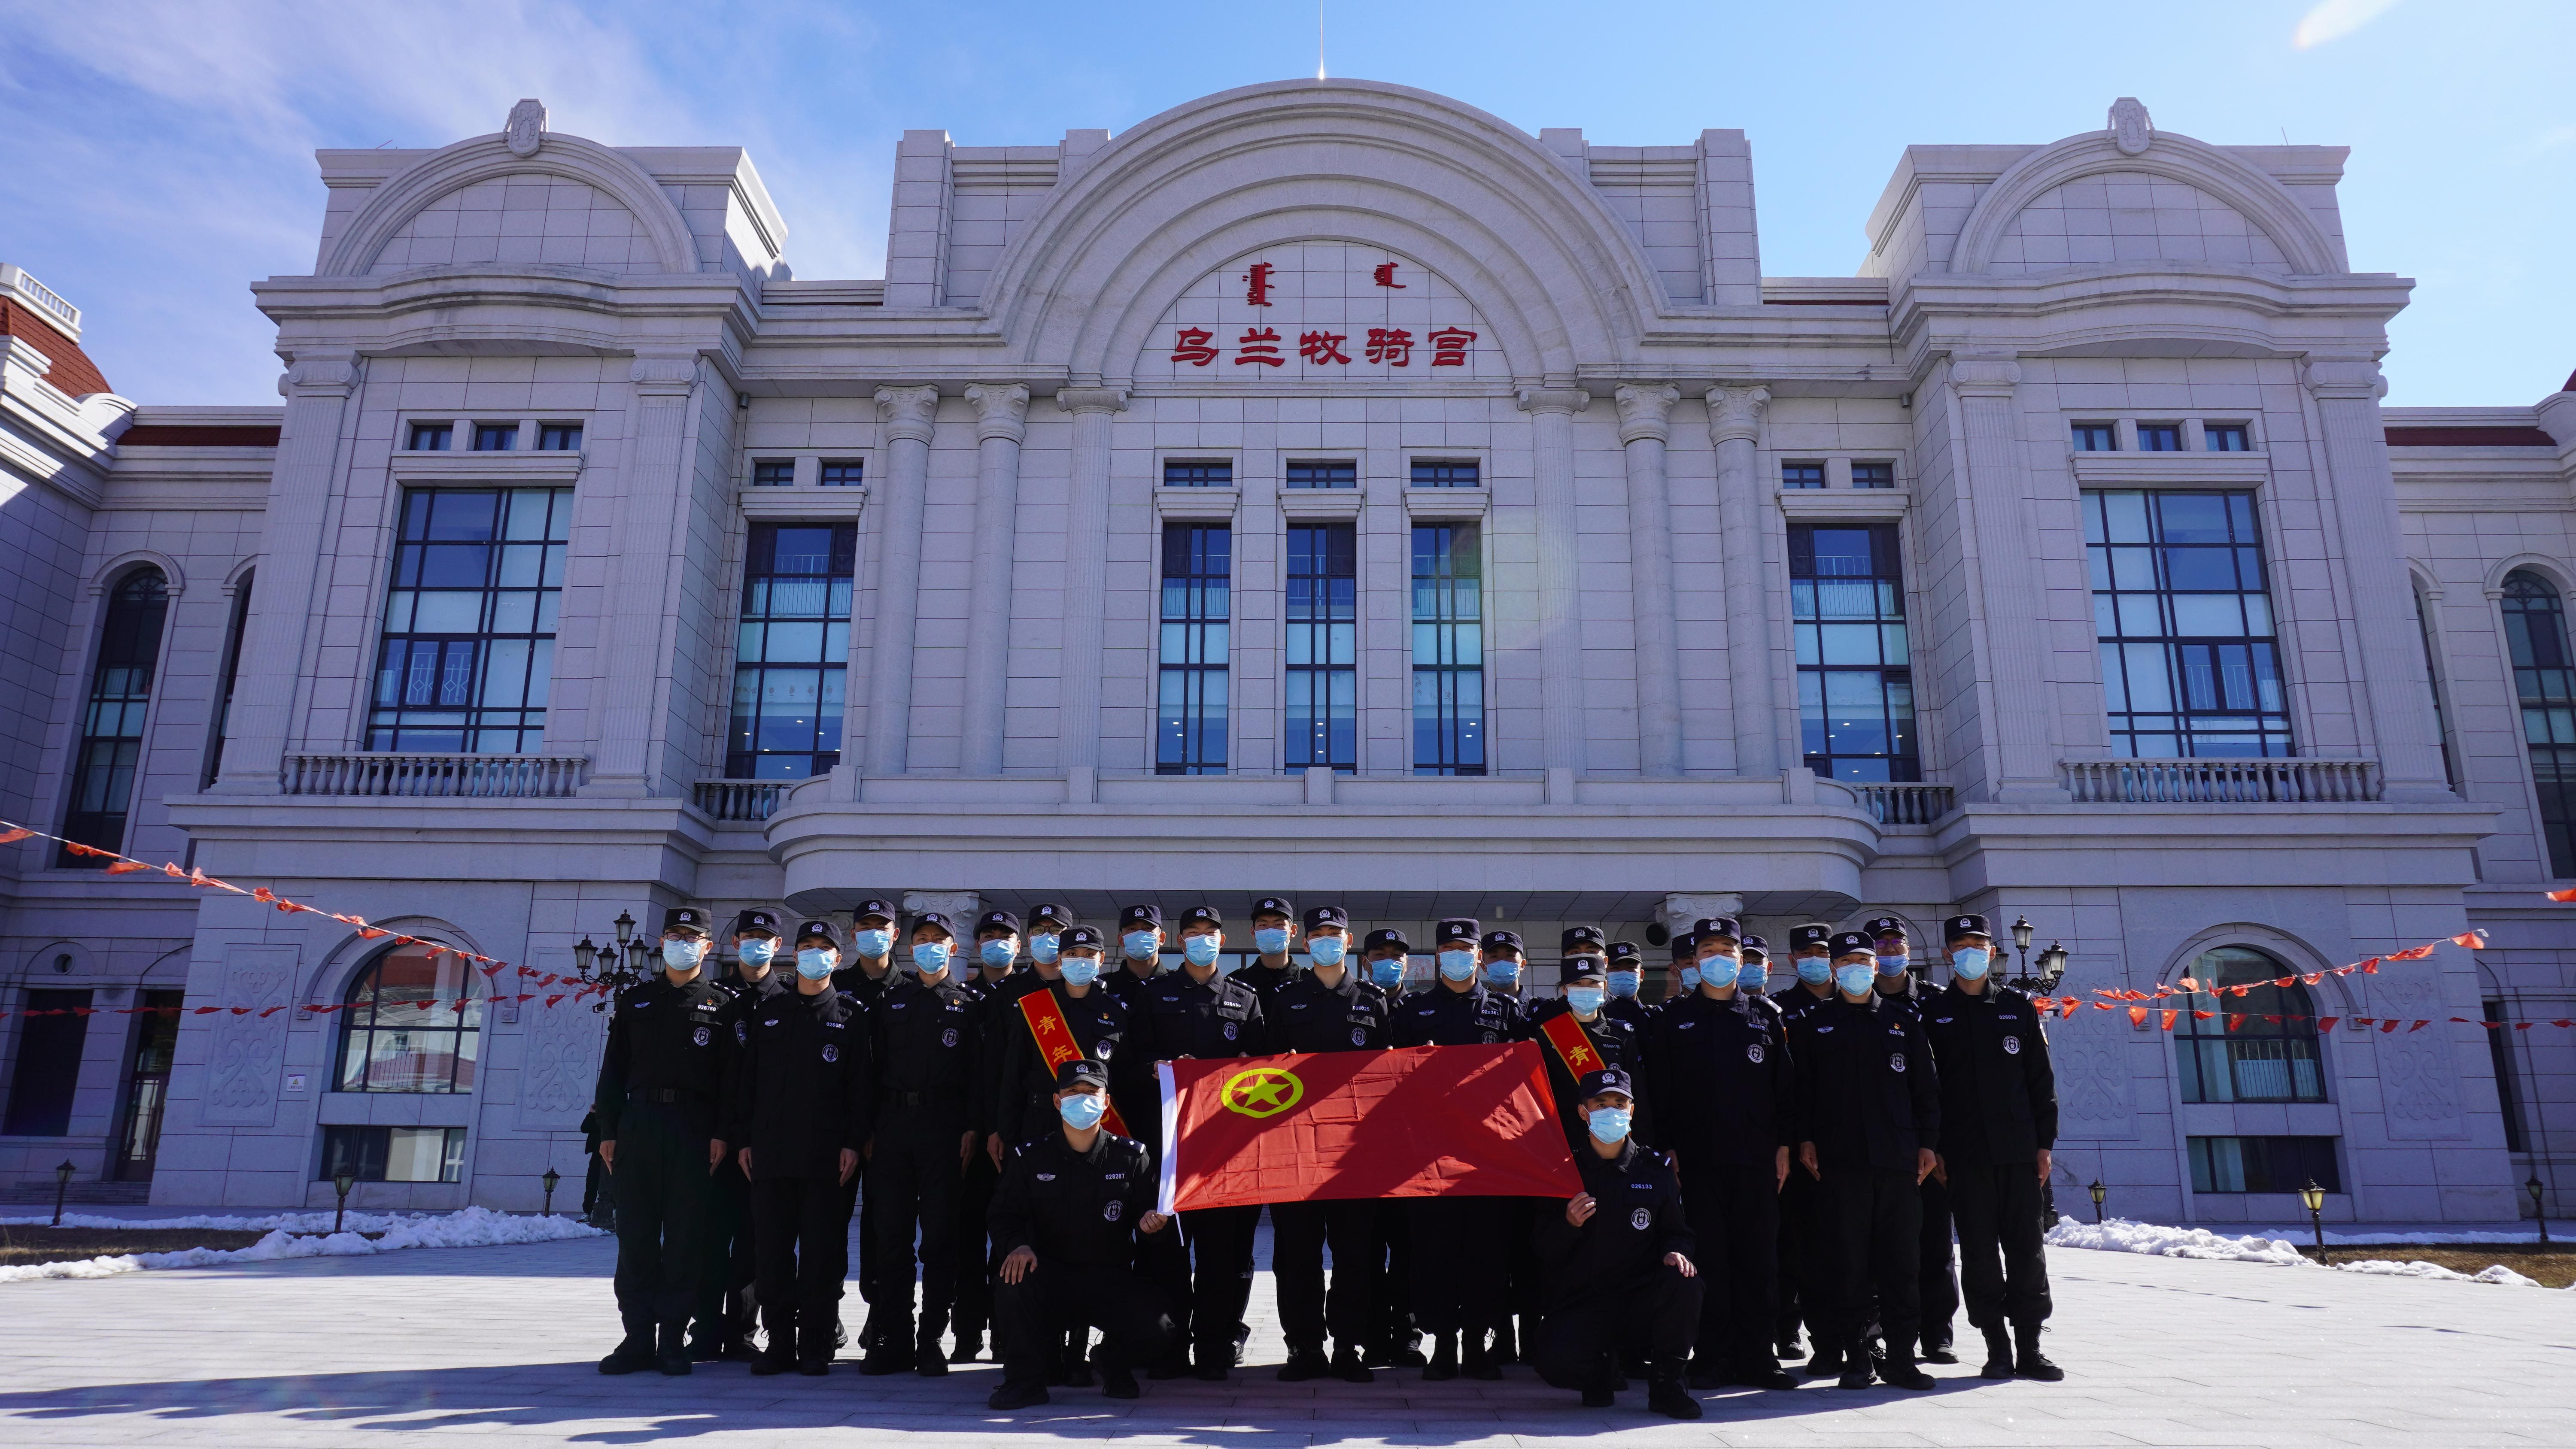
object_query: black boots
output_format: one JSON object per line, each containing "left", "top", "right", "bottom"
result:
{"left": 655, "top": 1320, "right": 692, "bottom": 1376}
{"left": 1422, "top": 1331, "right": 1459, "bottom": 1381}
{"left": 1278, "top": 1346, "right": 1329, "bottom": 1381}
{"left": 1331, "top": 1343, "right": 1375, "bottom": 1383}
{"left": 1463, "top": 1328, "right": 1502, "bottom": 1381}
{"left": 751, "top": 1306, "right": 797, "bottom": 1376}
{"left": 2013, "top": 1322, "right": 2063, "bottom": 1381}
{"left": 860, "top": 1310, "right": 914, "bottom": 1375}
{"left": 598, "top": 1317, "right": 657, "bottom": 1375}
{"left": 1918, "top": 1330, "right": 1959, "bottom": 1365}
{"left": 1980, "top": 1325, "right": 2015, "bottom": 1379}
{"left": 1646, "top": 1362, "right": 1704, "bottom": 1419}
{"left": 916, "top": 1317, "right": 949, "bottom": 1377}
{"left": 1877, "top": 1353, "right": 1936, "bottom": 1391}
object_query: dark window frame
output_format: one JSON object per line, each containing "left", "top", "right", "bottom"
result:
{"left": 1411, "top": 522, "right": 1485, "bottom": 776}
{"left": 60, "top": 568, "right": 170, "bottom": 866}
{"left": 368, "top": 487, "right": 569, "bottom": 756}
{"left": 726, "top": 522, "right": 855, "bottom": 781}
{"left": 3, "top": 988, "right": 94, "bottom": 1135}
{"left": 818, "top": 459, "right": 864, "bottom": 488}
{"left": 2485, "top": 994, "right": 2527, "bottom": 1153}
{"left": 2503, "top": 570, "right": 2576, "bottom": 877}
{"left": 319, "top": 1125, "right": 467, "bottom": 1183}
{"left": 1157, "top": 523, "right": 1230, "bottom": 775}
{"left": 2072, "top": 423, "right": 2118, "bottom": 452}
{"left": 471, "top": 423, "right": 519, "bottom": 452}
{"left": 1850, "top": 460, "right": 1896, "bottom": 490}
{"left": 332, "top": 942, "right": 483, "bottom": 1095}
{"left": 407, "top": 421, "right": 452, "bottom": 452}
{"left": 751, "top": 458, "right": 796, "bottom": 487}
{"left": 2136, "top": 422, "right": 2185, "bottom": 452}
{"left": 1285, "top": 459, "right": 1357, "bottom": 491}
{"left": 2173, "top": 946, "right": 2328, "bottom": 1104}
{"left": 2204, "top": 423, "right": 2252, "bottom": 452}
{"left": 2087, "top": 488, "right": 2293, "bottom": 759}
{"left": 1781, "top": 461, "right": 1826, "bottom": 490}
{"left": 1162, "top": 459, "right": 1233, "bottom": 488}
{"left": 1285, "top": 522, "right": 1357, "bottom": 773}
{"left": 1790, "top": 524, "right": 1919, "bottom": 783}
{"left": 201, "top": 572, "right": 254, "bottom": 788}
{"left": 536, "top": 423, "right": 583, "bottom": 452}
{"left": 1409, "top": 459, "right": 1480, "bottom": 489}
{"left": 2188, "top": 1135, "right": 2341, "bottom": 1194}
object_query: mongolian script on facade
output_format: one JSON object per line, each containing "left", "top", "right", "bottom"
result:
{"left": 1137, "top": 243, "right": 1498, "bottom": 382}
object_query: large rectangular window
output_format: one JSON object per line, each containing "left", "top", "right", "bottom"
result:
{"left": 1285, "top": 523, "right": 1357, "bottom": 772}
{"left": 2087, "top": 489, "right": 2290, "bottom": 758}
{"left": 1411, "top": 523, "right": 1484, "bottom": 775}
{"left": 1158, "top": 524, "right": 1230, "bottom": 774}
{"left": 320, "top": 1125, "right": 465, "bottom": 1183}
{"left": 2188, "top": 1135, "right": 2340, "bottom": 1194}
{"left": 2415, "top": 587, "right": 2458, "bottom": 788}
{"left": 2502, "top": 571, "right": 2576, "bottom": 877}
{"left": 1410, "top": 459, "right": 1479, "bottom": 489}
{"left": 1790, "top": 525, "right": 1917, "bottom": 782}
{"left": 3, "top": 989, "right": 92, "bottom": 1136}
{"left": 2486, "top": 997, "right": 2527, "bottom": 1153}
{"left": 202, "top": 573, "right": 253, "bottom": 788}
{"left": 1286, "top": 460, "right": 1356, "bottom": 490}
{"left": 60, "top": 569, "right": 169, "bottom": 864}
{"left": 1163, "top": 460, "right": 1231, "bottom": 488}
{"left": 370, "top": 488, "right": 569, "bottom": 755}
{"left": 728, "top": 523, "right": 854, "bottom": 780}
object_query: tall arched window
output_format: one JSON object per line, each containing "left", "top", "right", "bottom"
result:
{"left": 334, "top": 941, "right": 483, "bottom": 1093}
{"left": 59, "top": 568, "right": 169, "bottom": 866}
{"left": 2175, "top": 946, "right": 2326, "bottom": 1103}
{"left": 2502, "top": 570, "right": 2576, "bottom": 877}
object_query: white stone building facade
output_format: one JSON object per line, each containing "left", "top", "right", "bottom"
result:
{"left": 1, "top": 82, "right": 2570, "bottom": 1226}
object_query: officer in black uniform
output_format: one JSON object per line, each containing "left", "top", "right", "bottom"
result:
{"left": 834, "top": 898, "right": 902, "bottom": 1007}
{"left": 1867, "top": 914, "right": 1961, "bottom": 1366}
{"left": 1124, "top": 903, "right": 1267, "bottom": 1380}
{"left": 1735, "top": 934, "right": 1777, "bottom": 1007}
{"left": 692, "top": 907, "right": 787, "bottom": 1361}
{"left": 1530, "top": 1067, "right": 1702, "bottom": 1420}
{"left": 985, "top": 1059, "right": 1179, "bottom": 1410}
{"left": 1771, "top": 922, "right": 1837, "bottom": 1368}
{"left": 1264, "top": 903, "right": 1386, "bottom": 1382}
{"left": 1666, "top": 934, "right": 1701, "bottom": 1004}
{"left": 729, "top": 915, "right": 870, "bottom": 1376}
{"left": 971, "top": 907, "right": 1021, "bottom": 988}
{"left": 593, "top": 906, "right": 740, "bottom": 1376}
{"left": 1238, "top": 894, "right": 1306, "bottom": 1000}
{"left": 1920, "top": 913, "right": 2062, "bottom": 1381}
{"left": 1645, "top": 915, "right": 1797, "bottom": 1390}
{"left": 1109, "top": 902, "right": 1165, "bottom": 1010}
{"left": 1358, "top": 928, "right": 1424, "bottom": 1370}
{"left": 1791, "top": 930, "right": 1940, "bottom": 1391}
{"left": 1523, "top": 947, "right": 1648, "bottom": 1148}
{"left": 954, "top": 901, "right": 1067, "bottom": 1363}
{"left": 1390, "top": 916, "right": 1522, "bottom": 1380}
{"left": 861, "top": 910, "right": 983, "bottom": 1376}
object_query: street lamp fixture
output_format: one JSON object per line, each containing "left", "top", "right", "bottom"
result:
{"left": 2299, "top": 1179, "right": 2327, "bottom": 1262}
{"left": 612, "top": 909, "right": 635, "bottom": 946}
{"left": 50, "top": 1159, "right": 74, "bottom": 1228}
{"left": 2011, "top": 915, "right": 2035, "bottom": 955}
{"left": 2035, "top": 943, "right": 2069, "bottom": 993}
{"left": 541, "top": 1166, "right": 562, "bottom": 1217}
{"left": 333, "top": 1170, "right": 357, "bottom": 1235}
{"left": 2087, "top": 1179, "right": 2107, "bottom": 1225}
{"left": 2530, "top": 1174, "right": 2549, "bottom": 1246}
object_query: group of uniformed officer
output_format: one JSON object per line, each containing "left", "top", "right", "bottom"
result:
{"left": 589, "top": 897, "right": 2062, "bottom": 1414}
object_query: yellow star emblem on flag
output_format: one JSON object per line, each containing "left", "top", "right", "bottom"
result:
{"left": 1221, "top": 1065, "right": 1306, "bottom": 1119}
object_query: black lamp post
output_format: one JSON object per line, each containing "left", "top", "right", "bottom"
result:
{"left": 50, "top": 1159, "right": 74, "bottom": 1227}
{"left": 541, "top": 1166, "right": 562, "bottom": 1218}
{"left": 333, "top": 1170, "right": 356, "bottom": 1234}
{"left": 2530, "top": 1174, "right": 2549, "bottom": 1245}
{"left": 2088, "top": 1179, "right": 2107, "bottom": 1225}
{"left": 1999, "top": 915, "right": 2070, "bottom": 994}
{"left": 580, "top": 912, "right": 655, "bottom": 1013}
{"left": 2300, "top": 1179, "right": 2327, "bottom": 1262}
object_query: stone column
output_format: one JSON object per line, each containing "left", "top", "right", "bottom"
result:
{"left": 1948, "top": 356, "right": 2065, "bottom": 802}
{"left": 1518, "top": 387, "right": 1592, "bottom": 773}
{"left": 1616, "top": 384, "right": 1684, "bottom": 776}
{"left": 2305, "top": 356, "right": 2453, "bottom": 801}
{"left": 864, "top": 385, "right": 940, "bottom": 779}
{"left": 210, "top": 352, "right": 361, "bottom": 793}
{"left": 960, "top": 383, "right": 1030, "bottom": 776}
{"left": 1053, "top": 388, "right": 1128, "bottom": 793}
{"left": 1707, "top": 385, "right": 1777, "bottom": 779}
{"left": 589, "top": 353, "right": 699, "bottom": 794}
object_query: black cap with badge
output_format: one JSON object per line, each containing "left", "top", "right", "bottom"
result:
{"left": 853, "top": 898, "right": 896, "bottom": 925}
{"left": 1559, "top": 953, "right": 1608, "bottom": 984}
{"left": 1027, "top": 902, "right": 1072, "bottom": 929}
{"left": 732, "top": 908, "right": 781, "bottom": 939}
{"left": 1303, "top": 905, "right": 1348, "bottom": 932}
{"left": 795, "top": 919, "right": 838, "bottom": 948}
{"left": 662, "top": 907, "right": 709, "bottom": 938}
{"left": 1365, "top": 928, "right": 1410, "bottom": 954}
{"left": 1865, "top": 915, "right": 1909, "bottom": 941}
{"left": 911, "top": 912, "right": 957, "bottom": 940}
{"left": 1670, "top": 933, "right": 1698, "bottom": 962}
{"left": 1434, "top": 918, "right": 1479, "bottom": 946}
{"left": 1830, "top": 930, "right": 1874, "bottom": 958}
{"left": 1481, "top": 929, "right": 1523, "bottom": 956}
{"left": 1790, "top": 923, "right": 1833, "bottom": 952}
{"left": 1252, "top": 896, "right": 1295, "bottom": 922}
{"left": 1607, "top": 941, "right": 1643, "bottom": 967}
{"left": 1061, "top": 925, "right": 1104, "bottom": 951}
{"left": 1181, "top": 905, "right": 1223, "bottom": 930}
{"left": 1054, "top": 1058, "right": 1110, "bottom": 1092}
{"left": 1695, "top": 916, "right": 1741, "bottom": 943}
{"left": 1741, "top": 934, "right": 1769, "bottom": 964}
{"left": 1577, "top": 1067, "right": 1636, "bottom": 1101}
{"left": 977, "top": 909, "right": 1021, "bottom": 937}
{"left": 1946, "top": 913, "right": 1992, "bottom": 940}
{"left": 1120, "top": 903, "right": 1163, "bottom": 931}
{"left": 1561, "top": 925, "right": 1606, "bottom": 952}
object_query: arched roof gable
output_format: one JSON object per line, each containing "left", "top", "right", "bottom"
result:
{"left": 320, "top": 133, "right": 700, "bottom": 279}
{"left": 1950, "top": 130, "right": 2341, "bottom": 276}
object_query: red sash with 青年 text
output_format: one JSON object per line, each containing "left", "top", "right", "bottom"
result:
{"left": 1018, "top": 989, "right": 1130, "bottom": 1136}
{"left": 1537, "top": 1010, "right": 1605, "bottom": 1084}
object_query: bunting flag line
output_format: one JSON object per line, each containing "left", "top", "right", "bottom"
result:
{"left": 2081, "top": 928, "right": 2489, "bottom": 1006}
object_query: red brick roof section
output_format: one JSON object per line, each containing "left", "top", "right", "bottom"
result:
{"left": 2383, "top": 426, "right": 2558, "bottom": 447}
{"left": 0, "top": 296, "right": 110, "bottom": 397}
{"left": 116, "top": 425, "right": 282, "bottom": 447}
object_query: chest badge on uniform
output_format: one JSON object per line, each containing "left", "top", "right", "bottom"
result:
{"left": 734, "top": 1021, "right": 747, "bottom": 1044}
{"left": 1350, "top": 1026, "right": 1368, "bottom": 1046}
{"left": 942, "top": 1028, "right": 960, "bottom": 1048}
{"left": 1888, "top": 1052, "right": 1907, "bottom": 1073}
{"left": 821, "top": 1043, "right": 839, "bottom": 1063}
{"left": 1221, "top": 1020, "right": 1238, "bottom": 1040}
{"left": 1630, "top": 1207, "right": 1652, "bottom": 1230}
{"left": 1746, "top": 1042, "right": 1765, "bottom": 1064}
{"left": 1102, "top": 1200, "right": 1124, "bottom": 1222}
{"left": 2003, "top": 1036, "right": 2022, "bottom": 1055}
{"left": 692, "top": 1025, "right": 712, "bottom": 1047}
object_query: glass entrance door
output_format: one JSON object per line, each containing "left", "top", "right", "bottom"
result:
{"left": 115, "top": 991, "right": 183, "bottom": 1181}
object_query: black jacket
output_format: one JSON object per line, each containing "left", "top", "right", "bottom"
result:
{"left": 1532, "top": 1137, "right": 1694, "bottom": 1288}
{"left": 1645, "top": 991, "right": 1795, "bottom": 1168}
{"left": 989, "top": 1128, "right": 1159, "bottom": 1268}
{"left": 1789, "top": 993, "right": 1941, "bottom": 1173}
{"left": 990, "top": 981, "right": 1127, "bottom": 1145}
{"left": 871, "top": 976, "right": 982, "bottom": 1121}
{"left": 1521, "top": 999, "right": 1649, "bottom": 1142}
{"left": 1391, "top": 981, "right": 1523, "bottom": 1048}
{"left": 591, "top": 973, "right": 741, "bottom": 1140}
{"left": 726, "top": 983, "right": 871, "bottom": 1179}
{"left": 1920, "top": 983, "right": 2059, "bottom": 1162}
{"left": 970, "top": 970, "right": 1052, "bottom": 1137}
{"left": 1265, "top": 971, "right": 1393, "bottom": 1054}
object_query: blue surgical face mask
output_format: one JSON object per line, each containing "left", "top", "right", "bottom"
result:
{"left": 1370, "top": 957, "right": 1406, "bottom": 990}
{"left": 1309, "top": 935, "right": 1347, "bottom": 967}
{"left": 1183, "top": 935, "right": 1221, "bottom": 968}
{"left": 1796, "top": 955, "right": 1832, "bottom": 985}
{"left": 1877, "top": 951, "right": 1909, "bottom": 977}
{"left": 662, "top": 939, "right": 705, "bottom": 970}
{"left": 981, "top": 939, "right": 1016, "bottom": 970}
{"left": 1059, "top": 956, "right": 1101, "bottom": 986}
{"left": 851, "top": 927, "right": 893, "bottom": 959}
{"left": 1679, "top": 964, "right": 1701, "bottom": 991}
{"left": 1950, "top": 946, "right": 1992, "bottom": 981}
{"left": 913, "top": 942, "right": 952, "bottom": 975}
{"left": 1482, "top": 959, "right": 1519, "bottom": 988}
{"left": 1254, "top": 928, "right": 1291, "bottom": 956}
{"left": 1058, "top": 1093, "right": 1107, "bottom": 1131}
{"left": 736, "top": 940, "right": 776, "bottom": 968}
{"left": 1836, "top": 962, "right": 1875, "bottom": 997}
{"left": 1029, "top": 932, "right": 1060, "bottom": 964}
{"left": 796, "top": 948, "right": 836, "bottom": 980}
{"left": 1604, "top": 968, "right": 1639, "bottom": 998}
{"left": 1564, "top": 986, "right": 1605, "bottom": 1016}
{"left": 1586, "top": 1106, "right": 1633, "bottom": 1144}
{"left": 1123, "top": 930, "right": 1158, "bottom": 960}
{"left": 1737, "top": 961, "right": 1767, "bottom": 993}
{"left": 1438, "top": 950, "right": 1477, "bottom": 983}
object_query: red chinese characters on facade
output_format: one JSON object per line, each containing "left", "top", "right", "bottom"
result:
{"left": 1242, "top": 262, "right": 1277, "bottom": 307}
{"left": 1373, "top": 262, "right": 1406, "bottom": 289}
{"left": 1236, "top": 327, "right": 1285, "bottom": 366}
{"left": 1364, "top": 328, "right": 1413, "bottom": 366}
{"left": 1428, "top": 327, "right": 1476, "bottom": 367}
{"left": 1299, "top": 330, "right": 1352, "bottom": 365}
{"left": 1170, "top": 327, "right": 1218, "bottom": 367}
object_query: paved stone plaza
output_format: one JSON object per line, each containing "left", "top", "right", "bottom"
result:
{"left": 0, "top": 1229, "right": 2569, "bottom": 1447}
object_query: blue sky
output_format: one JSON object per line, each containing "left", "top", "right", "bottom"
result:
{"left": 3, "top": 0, "right": 2568, "bottom": 407}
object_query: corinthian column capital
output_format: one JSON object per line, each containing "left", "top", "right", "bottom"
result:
{"left": 874, "top": 384, "right": 942, "bottom": 444}
{"left": 1704, "top": 384, "right": 1771, "bottom": 444}
{"left": 965, "top": 382, "right": 1031, "bottom": 444}
{"left": 1613, "top": 383, "right": 1681, "bottom": 445}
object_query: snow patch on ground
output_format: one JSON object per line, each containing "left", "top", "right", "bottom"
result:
{"left": 2046, "top": 1216, "right": 2310, "bottom": 1265}
{"left": 0, "top": 1206, "right": 601, "bottom": 1285}
{"left": 2329, "top": 1259, "right": 2543, "bottom": 1287}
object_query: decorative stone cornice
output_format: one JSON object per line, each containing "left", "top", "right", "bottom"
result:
{"left": 965, "top": 382, "right": 1031, "bottom": 444}
{"left": 628, "top": 355, "right": 698, "bottom": 397}
{"left": 1703, "top": 384, "right": 1770, "bottom": 444}
{"left": 1948, "top": 357, "right": 2023, "bottom": 397}
{"left": 874, "top": 385, "right": 941, "bottom": 443}
{"left": 282, "top": 355, "right": 363, "bottom": 397}
{"left": 1054, "top": 386, "right": 1131, "bottom": 416}
{"left": 1515, "top": 386, "right": 1592, "bottom": 417}
{"left": 2303, "top": 355, "right": 2385, "bottom": 401}
{"left": 1613, "top": 383, "right": 1680, "bottom": 446}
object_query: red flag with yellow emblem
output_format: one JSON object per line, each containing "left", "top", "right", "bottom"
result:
{"left": 1154, "top": 1043, "right": 1579, "bottom": 1213}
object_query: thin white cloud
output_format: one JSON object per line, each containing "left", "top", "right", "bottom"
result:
{"left": 2294, "top": 0, "right": 2405, "bottom": 48}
